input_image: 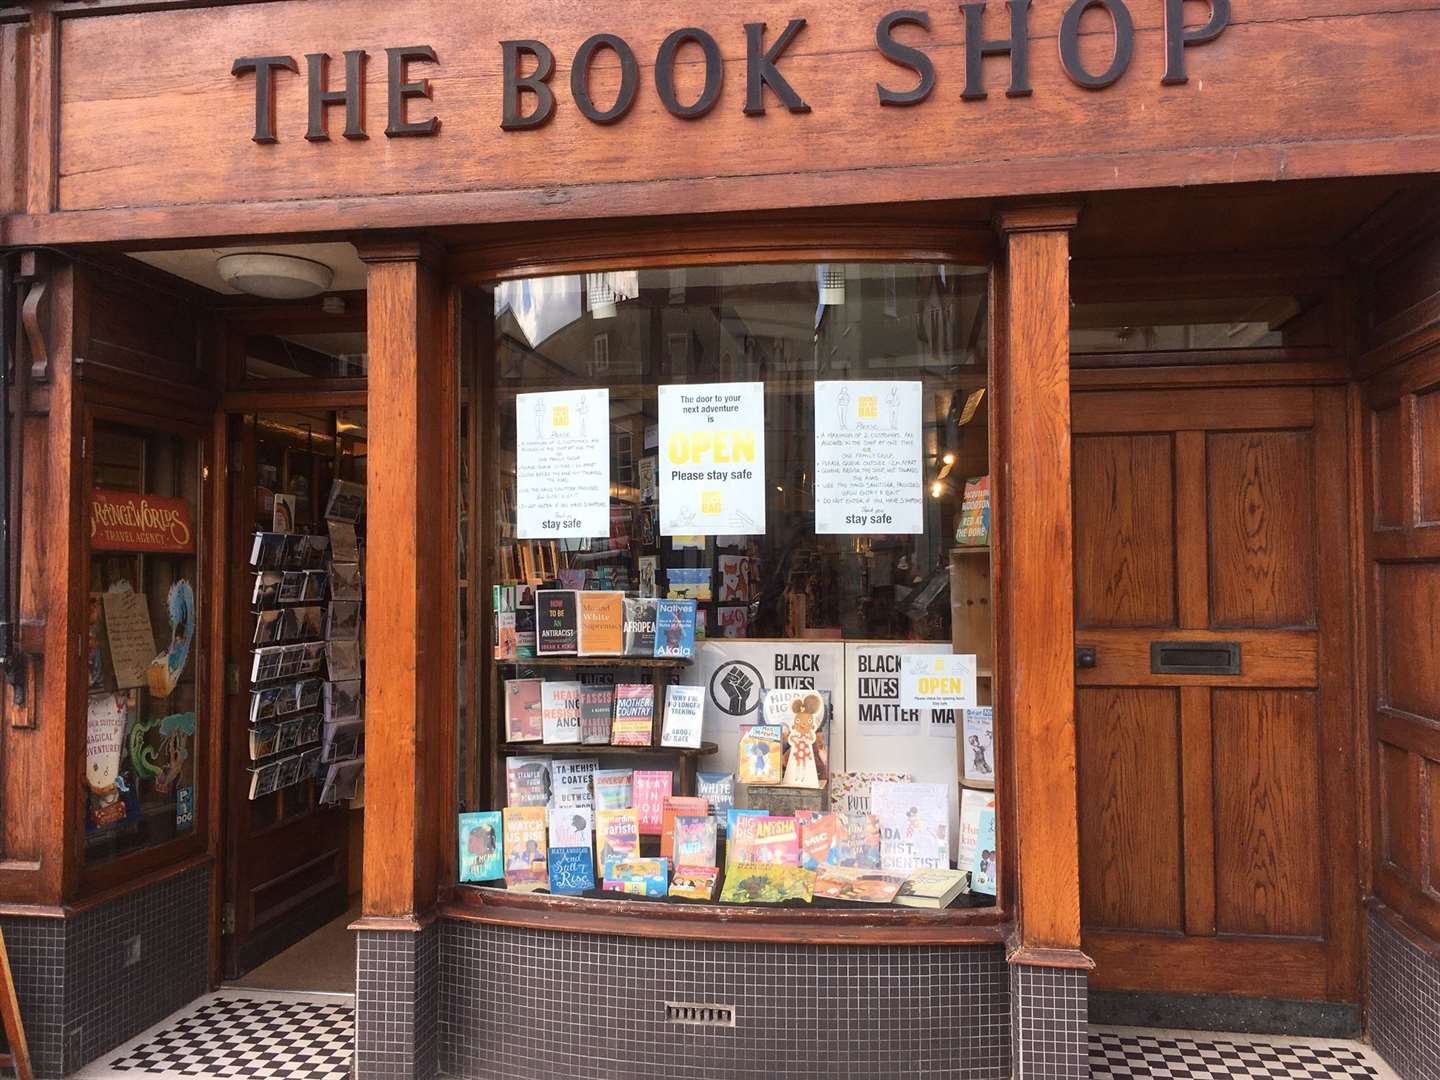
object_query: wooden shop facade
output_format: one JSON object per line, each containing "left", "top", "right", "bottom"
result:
{"left": 1, "top": 0, "right": 1439, "bottom": 1077}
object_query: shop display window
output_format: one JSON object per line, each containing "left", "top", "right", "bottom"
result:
{"left": 83, "top": 418, "right": 204, "bottom": 865}
{"left": 459, "top": 261, "right": 997, "bottom": 912}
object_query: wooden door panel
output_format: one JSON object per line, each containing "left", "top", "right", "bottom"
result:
{"left": 1212, "top": 689, "right": 1323, "bottom": 938}
{"left": 1207, "top": 432, "right": 1317, "bottom": 629}
{"left": 1074, "top": 435, "right": 1176, "bottom": 628}
{"left": 1373, "top": 402, "right": 1407, "bottom": 528}
{"left": 1378, "top": 741, "right": 1422, "bottom": 880}
{"left": 1075, "top": 628, "right": 1317, "bottom": 688}
{"left": 1418, "top": 388, "right": 1440, "bottom": 523}
{"left": 1077, "top": 688, "right": 1184, "bottom": 932}
{"left": 1380, "top": 563, "right": 1440, "bottom": 716}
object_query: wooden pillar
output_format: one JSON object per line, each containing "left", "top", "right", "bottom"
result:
{"left": 996, "top": 207, "right": 1086, "bottom": 963}
{"left": 358, "top": 240, "right": 457, "bottom": 920}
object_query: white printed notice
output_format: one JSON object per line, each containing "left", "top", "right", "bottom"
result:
{"left": 658, "top": 382, "right": 766, "bottom": 536}
{"left": 898, "top": 653, "right": 978, "bottom": 711}
{"left": 813, "top": 380, "right": 924, "bottom": 534}
{"left": 516, "top": 389, "right": 610, "bottom": 539}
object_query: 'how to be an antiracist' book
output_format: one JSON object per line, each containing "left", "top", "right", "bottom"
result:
{"left": 535, "top": 589, "right": 579, "bottom": 655}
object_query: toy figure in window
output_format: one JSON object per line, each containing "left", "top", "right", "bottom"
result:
{"left": 781, "top": 694, "right": 824, "bottom": 789}
{"left": 147, "top": 580, "right": 195, "bottom": 698}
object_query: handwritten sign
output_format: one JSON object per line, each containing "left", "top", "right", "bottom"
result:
{"left": 102, "top": 591, "right": 158, "bottom": 690}
{"left": 516, "top": 388, "right": 610, "bottom": 539}
{"left": 658, "top": 382, "right": 765, "bottom": 536}
{"left": 91, "top": 491, "right": 194, "bottom": 553}
{"left": 813, "top": 380, "right": 924, "bottom": 534}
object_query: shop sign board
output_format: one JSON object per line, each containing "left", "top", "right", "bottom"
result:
{"left": 90, "top": 491, "right": 195, "bottom": 553}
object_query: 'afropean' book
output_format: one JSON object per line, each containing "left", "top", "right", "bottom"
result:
{"left": 621, "top": 597, "right": 657, "bottom": 657}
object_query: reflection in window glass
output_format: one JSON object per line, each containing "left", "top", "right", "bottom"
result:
{"left": 1070, "top": 295, "right": 1327, "bottom": 353}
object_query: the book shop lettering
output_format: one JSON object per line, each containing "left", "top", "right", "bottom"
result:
{"left": 231, "top": 1, "right": 1231, "bottom": 143}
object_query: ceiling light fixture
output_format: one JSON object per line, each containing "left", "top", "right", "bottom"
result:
{"left": 216, "top": 252, "right": 335, "bottom": 299}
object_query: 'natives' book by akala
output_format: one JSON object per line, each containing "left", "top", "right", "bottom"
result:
{"left": 611, "top": 684, "right": 655, "bottom": 746}
{"left": 652, "top": 598, "right": 697, "bottom": 658}
{"left": 501, "top": 806, "right": 548, "bottom": 891}
{"left": 458, "top": 811, "right": 502, "bottom": 882}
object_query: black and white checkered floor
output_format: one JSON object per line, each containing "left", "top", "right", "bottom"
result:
{"left": 75, "top": 992, "right": 1397, "bottom": 1079}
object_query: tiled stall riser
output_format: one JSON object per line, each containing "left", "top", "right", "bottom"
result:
{"left": 436, "top": 920, "right": 1013, "bottom": 1080}
{"left": 1368, "top": 910, "right": 1440, "bottom": 1080}
{"left": 0, "top": 864, "right": 209, "bottom": 1077}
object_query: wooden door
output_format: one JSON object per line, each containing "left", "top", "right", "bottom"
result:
{"left": 221, "top": 412, "right": 354, "bottom": 978}
{"left": 1071, "top": 385, "right": 1360, "bottom": 1003}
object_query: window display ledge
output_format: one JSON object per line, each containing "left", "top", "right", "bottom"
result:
{"left": 443, "top": 885, "right": 1009, "bottom": 946}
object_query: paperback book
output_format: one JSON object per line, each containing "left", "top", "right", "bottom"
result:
{"left": 812, "top": 866, "right": 908, "bottom": 904}
{"left": 666, "top": 567, "right": 712, "bottom": 601}
{"left": 955, "top": 475, "right": 991, "bottom": 545}
{"left": 971, "top": 806, "right": 997, "bottom": 895}
{"left": 595, "top": 807, "right": 641, "bottom": 874}
{"left": 672, "top": 815, "right": 718, "bottom": 868}
{"left": 894, "top": 867, "right": 971, "bottom": 909}
{"left": 535, "top": 589, "right": 579, "bottom": 655}
{"left": 958, "top": 789, "right": 996, "bottom": 870}
{"left": 719, "top": 863, "right": 815, "bottom": 904}
{"left": 961, "top": 706, "right": 995, "bottom": 786}
{"left": 621, "top": 597, "right": 657, "bottom": 656}
{"left": 548, "top": 806, "right": 594, "bottom": 850}
{"left": 579, "top": 684, "right": 615, "bottom": 745}
{"left": 872, "top": 781, "right": 950, "bottom": 872}
{"left": 577, "top": 591, "right": 625, "bottom": 655}
{"left": 592, "top": 768, "right": 633, "bottom": 810}
{"left": 669, "top": 865, "right": 719, "bottom": 900}
{"left": 540, "top": 681, "right": 584, "bottom": 744}
{"left": 697, "top": 772, "right": 735, "bottom": 830}
{"left": 501, "top": 806, "right": 548, "bottom": 891}
{"left": 550, "top": 757, "right": 598, "bottom": 808}
{"left": 829, "top": 811, "right": 883, "bottom": 869}
{"left": 659, "top": 796, "right": 709, "bottom": 859}
{"left": 547, "top": 846, "right": 596, "bottom": 896}
{"left": 632, "top": 770, "right": 673, "bottom": 835}
{"left": 737, "top": 725, "right": 783, "bottom": 785}
{"left": 611, "top": 684, "right": 655, "bottom": 746}
{"left": 505, "top": 755, "right": 552, "bottom": 808}
{"left": 660, "top": 684, "right": 705, "bottom": 748}
{"left": 796, "top": 811, "right": 838, "bottom": 871}
{"left": 653, "top": 598, "right": 698, "bottom": 658}
{"left": 458, "top": 811, "right": 503, "bottom": 883}
{"left": 605, "top": 857, "right": 669, "bottom": 897}
{"left": 828, "top": 770, "right": 913, "bottom": 818}
{"left": 729, "top": 814, "right": 799, "bottom": 866}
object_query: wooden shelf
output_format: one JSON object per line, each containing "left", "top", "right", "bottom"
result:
{"left": 950, "top": 545, "right": 991, "bottom": 555}
{"left": 497, "top": 655, "right": 692, "bottom": 669}
{"left": 499, "top": 741, "right": 718, "bottom": 757}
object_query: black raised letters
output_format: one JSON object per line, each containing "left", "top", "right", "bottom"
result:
{"left": 1058, "top": 0, "right": 1134, "bottom": 89}
{"left": 571, "top": 34, "right": 640, "bottom": 124}
{"left": 501, "top": 40, "right": 557, "bottom": 130}
{"left": 385, "top": 46, "right": 439, "bottom": 136}
{"left": 1162, "top": 0, "right": 1229, "bottom": 84}
{"left": 306, "top": 50, "right": 368, "bottom": 141}
{"left": 743, "top": 19, "right": 811, "bottom": 115}
{"left": 232, "top": 55, "right": 298, "bottom": 143}
{"left": 960, "top": 1, "right": 1032, "bottom": 101}
{"left": 655, "top": 28, "right": 724, "bottom": 118}
{"left": 875, "top": 10, "right": 935, "bottom": 106}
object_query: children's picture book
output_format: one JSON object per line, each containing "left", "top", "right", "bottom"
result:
{"left": 894, "top": 867, "right": 971, "bottom": 909}
{"left": 577, "top": 591, "right": 625, "bottom": 655}
{"left": 505, "top": 755, "right": 552, "bottom": 808}
{"left": 605, "top": 858, "right": 669, "bottom": 897}
{"left": 653, "top": 598, "right": 698, "bottom": 658}
{"left": 548, "top": 806, "right": 593, "bottom": 850}
{"left": 958, "top": 789, "right": 995, "bottom": 870}
{"left": 737, "top": 724, "right": 783, "bottom": 785}
{"left": 729, "top": 814, "right": 799, "bottom": 866}
{"left": 592, "top": 768, "right": 633, "bottom": 810}
{"left": 547, "top": 846, "right": 596, "bottom": 896}
{"left": 872, "top": 781, "right": 950, "bottom": 872}
{"left": 697, "top": 772, "right": 735, "bottom": 831}
{"left": 501, "top": 806, "right": 548, "bottom": 891}
{"left": 579, "top": 684, "right": 615, "bottom": 745}
{"left": 660, "top": 684, "right": 705, "bottom": 748}
{"left": 602, "top": 879, "right": 648, "bottom": 896}
{"left": 669, "top": 865, "right": 719, "bottom": 900}
{"left": 594, "top": 807, "right": 641, "bottom": 875}
{"left": 540, "top": 680, "right": 583, "bottom": 744}
{"left": 955, "top": 474, "right": 991, "bottom": 545}
{"left": 622, "top": 597, "right": 657, "bottom": 656}
{"left": 672, "top": 815, "right": 718, "bottom": 868}
{"left": 719, "top": 863, "right": 815, "bottom": 904}
{"left": 812, "top": 866, "right": 908, "bottom": 904}
{"left": 632, "top": 770, "right": 673, "bottom": 835}
{"left": 535, "top": 589, "right": 579, "bottom": 655}
{"left": 971, "top": 806, "right": 997, "bottom": 895}
{"left": 829, "top": 811, "right": 883, "bottom": 869}
{"left": 666, "top": 567, "right": 712, "bottom": 601}
{"left": 828, "top": 770, "right": 913, "bottom": 817}
{"left": 961, "top": 706, "right": 995, "bottom": 785}
{"left": 659, "top": 796, "right": 709, "bottom": 859}
{"left": 718, "top": 555, "right": 759, "bottom": 602}
{"left": 550, "top": 758, "right": 598, "bottom": 808}
{"left": 725, "top": 807, "right": 765, "bottom": 844}
{"left": 458, "top": 811, "right": 503, "bottom": 883}
{"left": 796, "top": 811, "right": 838, "bottom": 871}
{"left": 611, "top": 683, "right": 655, "bottom": 746}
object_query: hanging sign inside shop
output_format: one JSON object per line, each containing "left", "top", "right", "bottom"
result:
{"left": 813, "top": 380, "right": 924, "bottom": 535}
{"left": 516, "top": 388, "right": 611, "bottom": 539}
{"left": 230, "top": 2, "right": 1231, "bottom": 142}
{"left": 658, "top": 382, "right": 766, "bottom": 536}
{"left": 90, "top": 491, "right": 194, "bottom": 553}
{"left": 898, "top": 652, "right": 977, "bottom": 711}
